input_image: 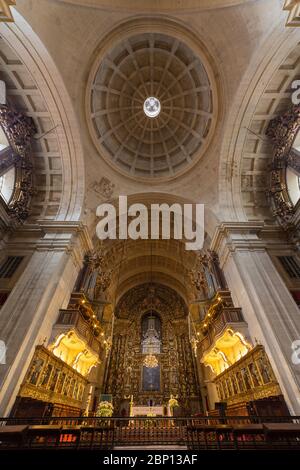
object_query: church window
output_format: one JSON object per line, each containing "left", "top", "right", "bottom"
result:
{"left": 0, "top": 256, "right": 23, "bottom": 278}
{"left": 278, "top": 256, "right": 300, "bottom": 279}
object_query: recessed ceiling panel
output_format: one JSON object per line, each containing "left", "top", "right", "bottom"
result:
{"left": 87, "top": 33, "right": 217, "bottom": 180}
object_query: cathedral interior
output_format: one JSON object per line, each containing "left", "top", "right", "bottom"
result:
{"left": 0, "top": 0, "right": 300, "bottom": 453}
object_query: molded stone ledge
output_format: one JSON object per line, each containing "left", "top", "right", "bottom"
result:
{"left": 3, "top": 221, "right": 93, "bottom": 270}
{"left": 56, "top": 0, "right": 252, "bottom": 12}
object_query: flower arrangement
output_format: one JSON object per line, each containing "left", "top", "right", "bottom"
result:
{"left": 96, "top": 401, "right": 114, "bottom": 417}
{"left": 168, "top": 397, "right": 179, "bottom": 409}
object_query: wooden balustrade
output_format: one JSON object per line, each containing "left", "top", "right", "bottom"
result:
{"left": 1, "top": 416, "right": 300, "bottom": 450}
{"left": 16, "top": 346, "right": 88, "bottom": 412}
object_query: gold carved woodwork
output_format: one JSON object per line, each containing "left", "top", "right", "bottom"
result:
{"left": 105, "top": 284, "right": 200, "bottom": 414}
{"left": 0, "top": 1, "right": 15, "bottom": 22}
{"left": 53, "top": 309, "right": 102, "bottom": 356}
{"left": 214, "top": 345, "right": 282, "bottom": 406}
{"left": 200, "top": 290, "right": 235, "bottom": 330}
{"left": 18, "top": 346, "right": 88, "bottom": 409}
{"left": 77, "top": 245, "right": 112, "bottom": 302}
{"left": 283, "top": 1, "right": 300, "bottom": 26}
{"left": 0, "top": 104, "right": 36, "bottom": 222}
{"left": 197, "top": 289, "right": 250, "bottom": 365}
{"left": 50, "top": 291, "right": 109, "bottom": 367}
{"left": 189, "top": 251, "right": 227, "bottom": 302}
{"left": 266, "top": 105, "right": 300, "bottom": 236}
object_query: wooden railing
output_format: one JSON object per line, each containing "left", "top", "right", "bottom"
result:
{"left": 1, "top": 416, "right": 300, "bottom": 450}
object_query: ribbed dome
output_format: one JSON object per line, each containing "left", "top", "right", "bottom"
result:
{"left": 88, "top": 33, "right": 216, "bottom": 179}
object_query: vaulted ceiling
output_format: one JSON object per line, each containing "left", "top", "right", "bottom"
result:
{"left": 0, "top": 35, "right": 62, "bottom": 219}
{"left": 0, "top": 0, "right": 299, "bottom": 301}
{"left": 87, "top": 32, "right": 216, "bottom": 180}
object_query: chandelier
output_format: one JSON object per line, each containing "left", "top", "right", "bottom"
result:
{"left": 143, "top": 353, "right": 158, "bottom": 368}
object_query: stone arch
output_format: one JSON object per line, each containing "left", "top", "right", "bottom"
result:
{"left": 218, "top": 23, "right": 300, "bottom": 222}
{"left": 92, "top": 191, "right": 220, "bottom": 240}
{"left": 0, "top": 10, "right": 85, "bottom": 222}
{"left": 91, "top": 191, "right": 220, "bottom": 303}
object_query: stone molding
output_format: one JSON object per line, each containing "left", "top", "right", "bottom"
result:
{"left": 210, "top": 222, "right": 296, "bottom": 267}
{"left": 58, "top": 0, "right": 251, "bottom": 12}
{"left": 5, "top": 221, "right": 93, "bottom": 269}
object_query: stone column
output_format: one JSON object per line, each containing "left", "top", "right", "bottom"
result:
{"left": 0, "top": 222, "right": 92, "bottom": 416}
{"left": 211, "top": 222, "right": 300, "bottom": 414}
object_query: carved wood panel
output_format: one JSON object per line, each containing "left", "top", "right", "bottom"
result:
{"left": 105, "top": 283, "right": 201, "bottom": 414}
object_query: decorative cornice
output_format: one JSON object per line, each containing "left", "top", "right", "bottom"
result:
{"left": 283, "top": 0, "right": 300, "bottom": 27}
{"left": 210, "top": 222, "right": 297, "bottom": 266}
{"left": 0, "top": 1, "right": 15, "bottom": 22}
{"left": 4, "top": 222, "right": 93, "bottom": 268}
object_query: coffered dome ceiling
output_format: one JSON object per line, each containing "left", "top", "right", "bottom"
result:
{"left": 87, "top": 33, "right": 217, "bottom": 180}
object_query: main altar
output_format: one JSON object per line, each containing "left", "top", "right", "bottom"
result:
{"left": 131, "top": 405, "right": 164, "bottom": 417}
{"left": 104, "top": 284, "right": 201, "bottom": 416}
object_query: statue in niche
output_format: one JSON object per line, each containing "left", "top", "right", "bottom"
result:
{"left": 248, "top": 362, "right": 261, "bottom": 387}
{"left": 124, "top": 365, "right": 132, "bottom": 390}
{"left": 257, "top": 356, "right": 272, "bottom": 384}
{"left": 142, "top": 313, "right": 161, "bottom": 354}
{"left": 189, "top": 253, "right": 212, "bottom": 299}
{"left": 241, "top": 368, "right": 252, "bottom": 390}
{"left": 28, "top": 358, "right": 44, "bottom": 385}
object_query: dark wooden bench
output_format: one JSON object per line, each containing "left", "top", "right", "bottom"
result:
{"left": 26, "top": 425, "right": 62, "bottom": 448}
{"left": 263, "top": 423, "right": 300, "bottom": 449}
{"left": 0, "top": 425, "right": 28, "bottom": 449}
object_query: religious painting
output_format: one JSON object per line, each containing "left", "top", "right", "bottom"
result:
{"left": 142, "top": 366, "right": 160, "bottom": 392}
